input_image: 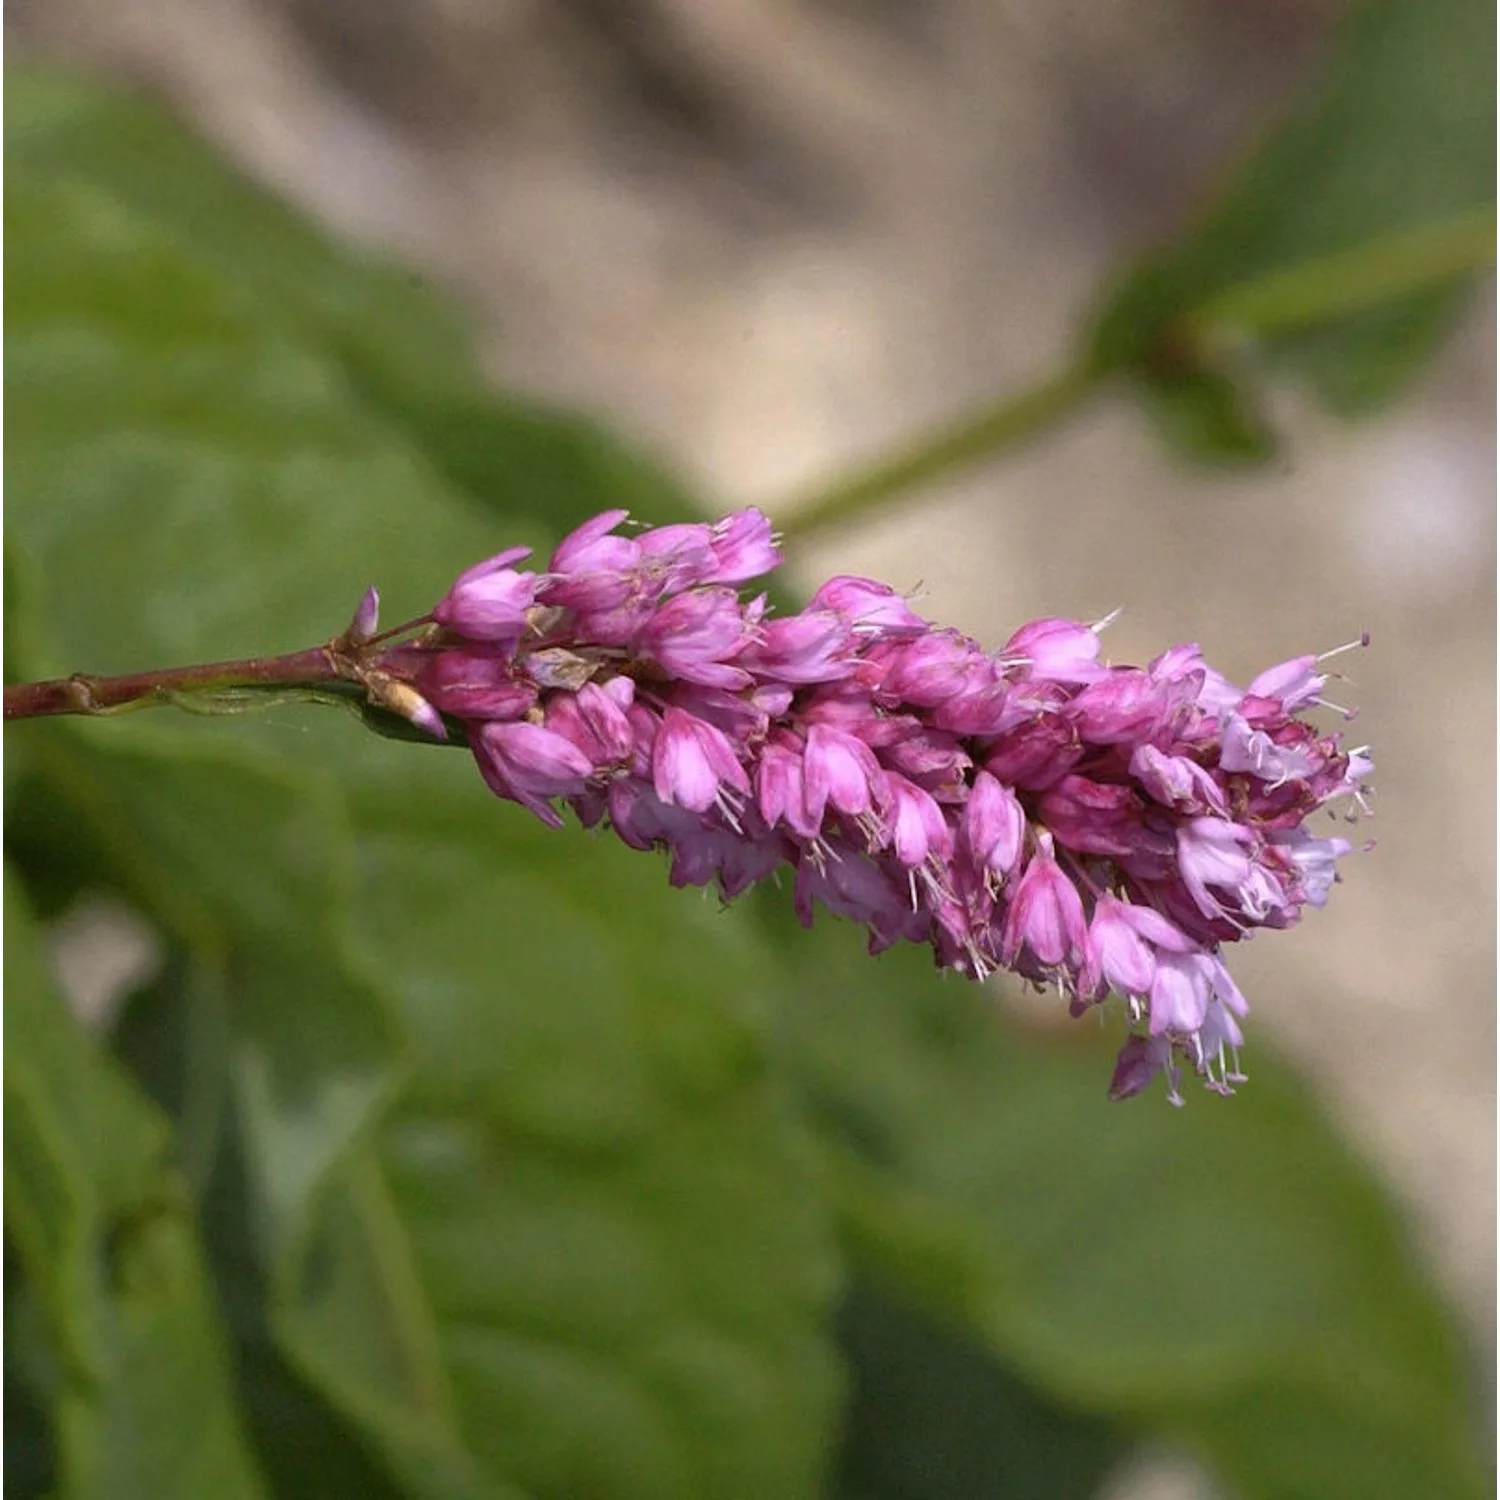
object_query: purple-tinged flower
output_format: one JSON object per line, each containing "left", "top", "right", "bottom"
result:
{"left": 1176, "top": 818, "right": 1256, "bottom": 923}
{"left": 1128, "top": 744, "right": 1228, "bottom": 816}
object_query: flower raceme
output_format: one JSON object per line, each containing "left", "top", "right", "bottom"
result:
{"left": 381, "top": 507, "right": 1371, "bottom": 1104}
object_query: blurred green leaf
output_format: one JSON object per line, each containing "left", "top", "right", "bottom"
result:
{"left": 833, "top": 1277, "right": 1123, "bottom": 1500}
{"left": 4, "top": 867, "right": 269, "bottom": 1500}
{"left": 348, "top": 792, "right": 842, "bottom": 1499}
{"left": 6, "top": 65, "right": 695, "bottom": 545}
{"left": 774, "top": 923, "right": 1488, "bottom": 1500}
{"left": 1091, "top": 0, "right": 1495, "bottom": 459}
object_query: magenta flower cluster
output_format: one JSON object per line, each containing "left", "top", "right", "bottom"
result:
{"left": 387, "top": 507, "right": 1371, "bottom": 1104}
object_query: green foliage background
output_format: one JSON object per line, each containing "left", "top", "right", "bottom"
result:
{"left": 4, "top": 7, "right": 1493, "bottom": 1495}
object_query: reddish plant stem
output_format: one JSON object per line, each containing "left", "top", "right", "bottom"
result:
{"left": 4, "top": 645, "right": 352, "bottom": 721}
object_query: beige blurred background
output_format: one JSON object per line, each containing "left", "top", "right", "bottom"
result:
{"left": 12, "top": 0, "right": 1494, "bottom": 1481}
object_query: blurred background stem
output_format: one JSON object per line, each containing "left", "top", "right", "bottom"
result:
{"left": 777, "top": 211, "right": 1494, "bottom": 543}
{"left": 776, "top": 358, "right": 1103, "bottom": 542}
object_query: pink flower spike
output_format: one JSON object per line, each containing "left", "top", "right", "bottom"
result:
{"left": 400, "top": 506, "right": 1375, "bottom": 1104}
{"left": 999, "top": 832, "right": 1088, "bottom": 971}
{"left": 653, "top": 707, "right": 750, "bottom": 813}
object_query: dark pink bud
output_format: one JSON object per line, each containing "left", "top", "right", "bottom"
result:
{"left": 983, "top": 717, "right": 1082, "bottom": 790}
{"left": 930, "top": 681, "right": 1026, "bottom": 737}
{"left": 415, "top": 650, "right": 538, "bottom": 721}
{"left": 1069, "top": 669, "right": 1186, "bottom": 745}
{"left": 474, "top": 720, "right": 593, "bottom": 827}
{"left": 882, "top": 631, "right": 995, "bottom": 707}
{"left": 607, "top": 777, "right": 706, "bottom": 851}
{"left": 879, "top": 729, "right": 972, "bottom": 793}
{"left": 1108, "top": 1035, "right": 1181, "bottom": 1106}
{"left": 1036, "top": 775, "right": 1146, "bottom": 858}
